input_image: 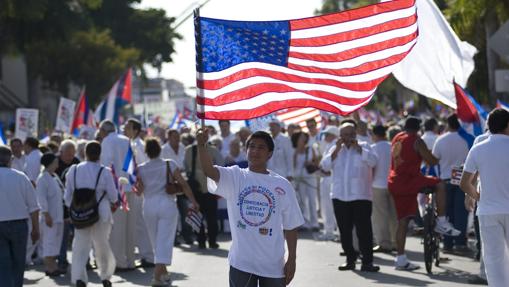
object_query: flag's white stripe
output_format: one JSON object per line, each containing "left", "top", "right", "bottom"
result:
{"left": 277, "top": 108, "right": 317, "bottom": 120}
{"left": 105, "top": 82, "right": 119, "bottom": 121}
{"left": 198, "top": 92, "right": 373, "bottom": 113}
{"left": 198, "top": 76, "right": 375, "bottom": 99}
{"left": 289, "top": 23, "right": 417, "bottom": 55}
{"left": 291, "top": 6, "right": 416, "bottom": 39}
{"left": 280, "top": 111, "right": 321, "bottom": 124}
{"left": 198, "top": 61, "right": 398, "bottom": 83}
{"left": 288, "top": 39, "right": 416, "bottom": 69}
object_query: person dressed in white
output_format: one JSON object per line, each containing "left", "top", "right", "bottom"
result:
{"left": 320, "top": 122, "right": 380, "bottom": 272}
{"left": 98, "top": 120, "right": 135, "bottom": 270}
{"left": 317, "top": 126, "right": 339, "bottom": 240}
{"left": 36, "top": 153, "right": 65, "bottom": 276}
{"left": 268, "top": 119, "right": 294, "bottom": 181}
{"left": 199, "top": 129, "right": 304, "bottom": 287}
{"left": 65, "top": 141, "right": 118, "bottom": 287}
{"left": 0, "top": 145, "right": 40, "bottom": 287}
{"left": 224, "top": 138, "right": 248, "bottom": 168}
{"left": 9, "top": 138, "right": 25, "bottom": 172}
{"left": 421, "top": 118, "right": 439, "bottom": 176}
{"left": 460, "top": 109, "right": 509, "bottom": 287}
{"left": 124, "top": 118, "right": 154, "bottom": 268}
{"left": 24, "top": 137, "right": 42, "bottom": 186}
{"left": 291, "top": 131, "right": 320, "bottom": 230}
{"left": 219, "top": 120, "right": 236, "bottom": 158}
{"left": 432, "top": 114, "right": 472, "bottom": 251}
{"left": 370, "top": 125, "right": 397, "bottom": 253}
{"left": 161, "top": 129, "right": 185, "bottom": 168}
{"left": 136, "top": 138, "right": 199, "bottom": 286}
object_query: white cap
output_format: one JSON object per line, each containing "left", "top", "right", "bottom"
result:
{"left": 322, "top": 125, "right": 339, "bottom": 137}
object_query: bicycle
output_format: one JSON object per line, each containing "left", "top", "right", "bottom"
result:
{"left": 420, "top": 187, "right": 440, "bottom": 274}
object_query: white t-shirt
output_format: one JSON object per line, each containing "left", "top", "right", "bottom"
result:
{"left": 464, "top": 135, "right": 509, "bottom": 216}
{"left": 432, "top": 132, "right": 470, "bottom": 179}
{"left": 207, "top": 166, "right": 304, "bottom": 278}
{"left": 371, "top": 141, "right": 391, "bottom": 189}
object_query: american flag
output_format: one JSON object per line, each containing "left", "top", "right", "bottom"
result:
{"left": 276, "top": 108, "right": 322, "bottom": 132}
{"left": 195, "top": 0, "right": 417, "bottom": 120}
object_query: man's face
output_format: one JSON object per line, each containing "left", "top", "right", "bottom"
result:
{"left": 124, "top": 123, "right": 134, "bottom": 138}
{"left": 269, "top": 123, "right": 280, "bottom": 135}
{"left": 306, "top": 120, "right": 317, "bottom": 132}
{"left": 60, "top": 146, "right": 76, "bottom": 162}
{"left": 340, "top": 125, "right": 356, "bottom": 146}
{"left": 168, "top": 131, "right": 180, "bottom": 146}
{"left": 219, "top": 121, "right": 230, "bottom": 134}
{"left": 247, "top": 138, "right": 272, "bottom": 166}
{"left": 10, "top": 141, "right": 23, "bottom": 157}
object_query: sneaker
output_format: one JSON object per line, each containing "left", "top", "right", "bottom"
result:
{"left": 435, "top": 220, "right": 461, "bottom": 236}
{"left": 102, "top": 280, "right": 112, "bottom": 287}
{"left": 395, "top": 261, "right": 420, "bottom": 271}
{"left": 76, "top": 280, "right": 86, "bottom": 287}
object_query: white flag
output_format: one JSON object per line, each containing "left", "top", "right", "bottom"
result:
{"left": 55, "top": 97, "right": 76, "bottom": 134}
{"left": 391, "top": 0, "right": 477, "bottom": 108}
{"left": 15, "top": 109, "right": 39, "bottom": 141}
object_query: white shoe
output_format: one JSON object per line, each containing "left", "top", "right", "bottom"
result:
{"left": 435, "top": 220, "right": 461, "bottom": 236}
{"left": 395, "top": 261, "right": 420, "bottom": 271}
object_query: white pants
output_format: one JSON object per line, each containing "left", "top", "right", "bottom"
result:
{"left": 40, "top": 220, "right": 63, "bottom": 257}
{"left": 371, "top": 187, "right": 397, "bottom": 249}
{"left": 131, "top": 194, "right": 154, "bottom": 262}
{"left": 296, "top": 179, "right": 319, "bottom": 228}
{"left": 71, "top": 221, "right": 115, "bottom": 283}
{"left": 109, "top": 192, "right": 137, "bottom": 268}
{"left": 143, "top": 196, "right": 178, "bottom": 265}
{"left": 320, "top": 177, "right": 336, "bottom": 234}
{"left": 479, "top": 214, "right": 509, "bottom": 287}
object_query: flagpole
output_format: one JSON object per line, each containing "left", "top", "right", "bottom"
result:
{"left": 194, "top": 8, "right": 206, "bottom": 128}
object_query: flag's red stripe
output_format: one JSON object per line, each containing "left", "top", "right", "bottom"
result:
{"left": 290, "top": 15, "right": 417, "bottom": 47}
{"left": 454, "top": 83, "right": 480, "bottom": 123}
{"left": 289, "top": 32, "right": 417, "bottom": 63}
{"left": 197, "top": 98, "right": 372, "bottom": 120}
{"left": 278, "top": 110, "right": 321, "bottom": 123}
{"left": 288, "top": 50, "right": 412, "bottom": 76}
{"left": 290, "top": 0, "right": 415, "bottom": 31}
{"left": 198, "top": 69, "right": 386, "bottom": 91}
{"left": 196, "top": 83, "right": 373, "bottom": 106}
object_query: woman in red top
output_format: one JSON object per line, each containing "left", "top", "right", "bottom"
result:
{"left": 388, "top": 117, "right": 460, "bottom": 270}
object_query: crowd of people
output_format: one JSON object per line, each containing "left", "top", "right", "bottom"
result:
{"left": 1, "top": 107, "right": 509, "bottom": 287}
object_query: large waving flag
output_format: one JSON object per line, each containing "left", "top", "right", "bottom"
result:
{"left": 391, "top": 0, "right": 477, "bottom": 108}
{"left": 195, "top": 0, "right": 418, "bottom": 119}
{"left": 454, "top": 82, "right": 487, "bottom": 138}
{"left": 94, "top": 69, "right": 132, "bottom": 125}
{"left": 71, "top": 87, "right": 95, "bottom": 136}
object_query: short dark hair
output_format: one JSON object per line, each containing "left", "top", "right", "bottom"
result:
{"left": 424, "top": 118, "right": 438, "bottom": 131}
{"left": 246, "top": 131, "right": 274, "bottom": 152}
{"left": 291, "top": 131, "right": 309, "bottom": 148}
{"left": 340, "top": 118, "right": 357, "bottom": 128}
{"left": 0, "top": 145, "right": 12, "bottom": 167}
{"left": 218, "top": 120, "right": 230, "bottom": 126}
{"left": 487, "top": 108, "right": 509, "bottom": 134}
{"left": 372, "top": 125, "right": 387, "bottom": 138}
{"left": 404, "top": 117, "right": 421, "bottom": 132}
{"left": 85, "top": 141, "right": 101, "bottom": 162}
{"left": 127, "top": 118, "right": 142, "bottom": 133}
{"left": 9, "top": 138, "right": 22, "bottom": 145}
{"left": 166, "top": 128, "right": 179, "bottom": 137}
{"left": 145, "top": 137, "right": 161, "bottom": 159}
{"left": 306, "top": 118, "right": 317, "bottom": 124}
{"left": 25, "top": 137, "right": 39, "bottom": 149}
{"left": 447, "top": 114, "right": 461, "bottom": 130}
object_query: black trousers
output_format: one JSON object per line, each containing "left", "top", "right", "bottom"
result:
{"left": 229, "top": 266, "right": 285, "bottom": 287}
{"left": 332, "top": 199, "right": 374, "bottom": 265}
{"left": 195, "top": 192, "right": 218, "bottom": 245}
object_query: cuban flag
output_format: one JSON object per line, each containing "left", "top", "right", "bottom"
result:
{"left": 497, "top": 99, "right": 509, "bottom": 111}
{"left": 71, "top": 87, "right": 95, "bottom": 136}
{"left": 454, "top": 82, "right": 487, "bottom": 146}
{"left": 122, "top": 145, "right": 137, "bottom": 185}
{"left": 94, "top": 69, "right": 132, "bottom": 125}
{"left": 0, "top": 122, "right": 7, "bottom": 145}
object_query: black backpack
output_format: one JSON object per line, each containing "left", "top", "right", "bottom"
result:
{"left": 70, "top": 166, "right": 106, "bottom": 229}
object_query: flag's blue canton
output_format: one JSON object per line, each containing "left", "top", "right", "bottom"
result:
{"left": 198, "top": 18, "right": 290, "bottom": 73}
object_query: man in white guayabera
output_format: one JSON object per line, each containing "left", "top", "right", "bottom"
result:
{"left": 197, "top": 128, "right": 304, "bottom": 287}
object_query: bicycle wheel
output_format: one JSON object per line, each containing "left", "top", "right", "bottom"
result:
{"left": 423, "top": 212, "right": 434, "bottom": 273}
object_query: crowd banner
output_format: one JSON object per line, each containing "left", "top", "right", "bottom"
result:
{"left": 55, "top": 97, "right": 76, "bottom": 134}
{"left": 15, "top": 108, "right": 39, "bottom": 141}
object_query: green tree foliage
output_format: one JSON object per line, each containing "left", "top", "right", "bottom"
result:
{"left": 0, "top": 0, "right": 180, "bottom": 105}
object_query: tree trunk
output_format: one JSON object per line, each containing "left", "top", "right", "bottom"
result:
{"left": 485, "top": 8, "right": 499, "bottom": 106}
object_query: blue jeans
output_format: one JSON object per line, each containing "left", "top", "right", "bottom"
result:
{"left": 0, "top": 219, "right": 28, "bottom": 287}
{"left": 443, "top": 183, "right": 468, "bottom": 248}
{"left": 229, "top": 266, "right": 285, "bottom": 287}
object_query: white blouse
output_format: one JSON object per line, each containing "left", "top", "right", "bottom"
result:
{"left": 36, "top": 171, "right": 64, "bottom": 223}
{"left": 138, "top": 158, "right": 179, "bottom": 200}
